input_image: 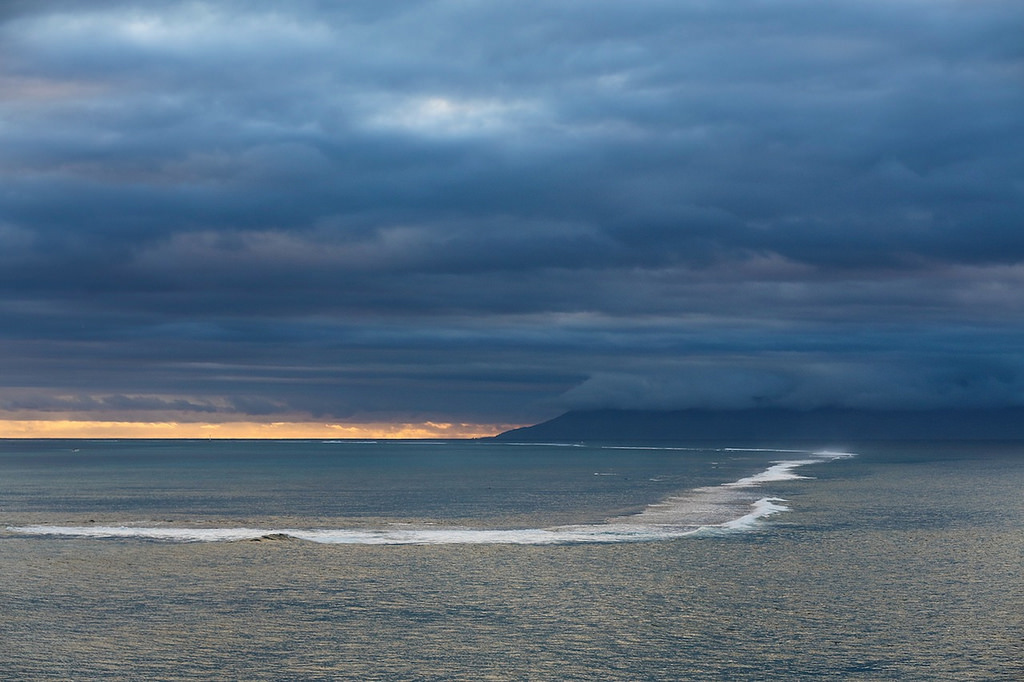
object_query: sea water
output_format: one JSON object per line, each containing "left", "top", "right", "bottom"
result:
{"left": 1, "top": 439, "right": 1022, "bottom": 679}
{"left": 1, "top": 440, "right": 853, "bottom": 544}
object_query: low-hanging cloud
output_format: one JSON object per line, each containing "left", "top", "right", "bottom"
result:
{"left": 559, "top": 355, "right": 1024, "bottom": 412}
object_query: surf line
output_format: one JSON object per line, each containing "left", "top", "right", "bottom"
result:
{"left": 7, "top": 450, "right": 855, "bottom": 545}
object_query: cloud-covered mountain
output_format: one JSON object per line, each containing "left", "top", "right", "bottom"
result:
{"left": 495, "top": 408, "right": 1024, "bottom": 442}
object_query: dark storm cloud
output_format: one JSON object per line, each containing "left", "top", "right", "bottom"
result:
{"left": 2, "top": 0, "right": 1023, "bottom": 423}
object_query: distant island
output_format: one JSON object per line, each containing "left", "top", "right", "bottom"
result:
{"left": 494, "top": 407, "right": 1024, "bottom": 442}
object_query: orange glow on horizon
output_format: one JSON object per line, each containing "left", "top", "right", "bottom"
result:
{"left": 0, "top": 420, "right": 516, "bottom": 440}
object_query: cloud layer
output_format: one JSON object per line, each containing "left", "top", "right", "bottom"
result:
{"left": 2, "top": 1, "right": 1023, "bottom": 425}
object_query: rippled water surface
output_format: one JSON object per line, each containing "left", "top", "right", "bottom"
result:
{"left": 1, "top": 439, "right": 1022, "bottom": 679}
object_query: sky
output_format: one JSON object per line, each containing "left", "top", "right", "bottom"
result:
{"left": 1, "top": 0, "right": 1023, "bottom": 437}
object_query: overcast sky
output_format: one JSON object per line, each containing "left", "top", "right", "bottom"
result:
{"left": 2, "top": 0, "right": 1023, "bottom": 433}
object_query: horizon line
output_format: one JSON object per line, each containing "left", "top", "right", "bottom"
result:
{"left": 0, "top": 420, "right": 518, "bottom": 440}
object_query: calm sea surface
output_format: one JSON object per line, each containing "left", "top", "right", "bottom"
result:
{"left": 1, "top": 439, "right": 1021, "bottom": 679}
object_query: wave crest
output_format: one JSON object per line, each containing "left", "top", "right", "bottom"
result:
{"left": 7, "top": 450, "right": 852, "bottom": 545}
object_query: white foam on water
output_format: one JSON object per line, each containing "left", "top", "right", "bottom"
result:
{"left": 6, "top": 449, "right": 853, "bottom": 545}
{"left": 600, "top": 446, "right": 707, "bottom": 451}
{"left": 721, "top": 447, "right": 810, "bottom": 453}
{"left": 6, "top": 525, "right": 275, "bottom": 543}
{"left": 723, "top": 459, "right": 820, "bottom": 486}
{"left": 292, "top": 526, "right": 680, "bottom": 545}
{"left": 721, "top": 497, "right": 790, "bottom": 530}
{"left": 813, "top": 450, "right": 858, "bottom": 459}
{"left": 322, "top": 440, "right": 378, "bottom": 444}
{"left": 500, "top": 442, "right": 587, "bottom": 447}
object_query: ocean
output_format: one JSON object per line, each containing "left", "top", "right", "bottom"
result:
{"left": 1, "top": 438, "right": 1021, "bottom": 679}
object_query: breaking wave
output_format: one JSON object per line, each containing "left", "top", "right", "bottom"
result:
{"left": 7, "top": 450, "right": 854, "bottom": 545}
